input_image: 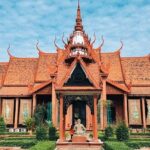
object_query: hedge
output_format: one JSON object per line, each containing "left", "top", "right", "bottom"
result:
{"left": 104, "top": 141, "right": 131, "bottom": 150}
{"left": 126, "top": 141, "right": 150, "bottom": 149}
{"left": 0, "top": 139, "right": 37, "bottom": 149}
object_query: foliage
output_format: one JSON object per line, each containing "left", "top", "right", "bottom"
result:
{"left": 126, "top": 141, "right": 150, "bottom": 149}
{"left": 46, "top": 120, "right": 58, "bottom": 140}
{"left": 34, "top": 104, "right": 46, "bottom": 126}
{"left": 36, "top": 125, "right": 47, "bottom": 141}
{"left": 104, "top": 126, "right": 113, "bottom": 139}
{"left": 29, "top": 141, "right": 55, "bottom": 150}
{"left": 0, "top": 139, "right": 37, "bottom": 149}
{"left": 104, "top": 141, "right": 131, "bottom": 150}
{"left": 116, "top": 122, "right": 129, "bottom": 141}
{"left": 24, "top": 117, "right": 35, "bottom": 130}
{"left": 0, "top": 116, "right": 6, "bottom": 134}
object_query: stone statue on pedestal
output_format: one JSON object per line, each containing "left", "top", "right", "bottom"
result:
{"left": 74, "top": 119, "right": 86, "bottom": 135}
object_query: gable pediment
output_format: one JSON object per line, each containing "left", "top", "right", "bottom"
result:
{"left": 64, "top": 63, "right": 93, "bottom": 86}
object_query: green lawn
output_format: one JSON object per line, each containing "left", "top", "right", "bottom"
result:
{"left": 29, "top": 141, "right": 55, "bottom": 150}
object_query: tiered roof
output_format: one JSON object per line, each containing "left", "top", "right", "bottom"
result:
{"left": 0, "top": 2, "right": 149, "bottom": 96}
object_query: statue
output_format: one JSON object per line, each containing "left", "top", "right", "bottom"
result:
{"left": 74, "top": 119, "right": 86, "bottom": 135}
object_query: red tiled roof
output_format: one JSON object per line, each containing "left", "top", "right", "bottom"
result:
{"left": 101, "top": 51, "right": 124, "bottom": 82}
{"left": 0, "top": 62, "right": 8, "bottom": 86}
{"left": 121, "top": 56, "right": 150, "bottom": 85}
{"left": 35, "top": 53, "right": 57, "bottom": 82}
{"left": 4, "top": 57, "right": 38, "bottom": 85}
{"left": 0, "top": 86, "right": 29, "bottom": 96}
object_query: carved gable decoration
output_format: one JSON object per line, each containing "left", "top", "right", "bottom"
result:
{"left": 64, "top": 63, "right": 93, "bottom": 86}
{"left": 106, "top": 83, "right": 124, "bottom": 94}
{"left": 36, "top": 84, "right": 52, "bottom": 94}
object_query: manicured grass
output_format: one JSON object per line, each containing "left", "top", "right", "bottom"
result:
{"left": 29, "top": 141, "right": 55, "bottom": 150}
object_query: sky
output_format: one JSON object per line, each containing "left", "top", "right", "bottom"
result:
{"left": 0, "top": 0, "right": 150, "bottom": 61}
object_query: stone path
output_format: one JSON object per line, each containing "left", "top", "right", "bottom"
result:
{"left": 0, "top": 147, "right": 22, "bottom": 150}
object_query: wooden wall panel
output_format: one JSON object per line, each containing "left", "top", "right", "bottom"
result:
{"left": 128, "top": 99, "right": 142, "bottom": 125}
{"left": 146, "top": 99, "right": 150, "bottom": 125}
{"left": 19, "top": 99, "right": 32, "bottom": 124}
{"left": 2, "top": 99, "right": 14, "bottom": 124}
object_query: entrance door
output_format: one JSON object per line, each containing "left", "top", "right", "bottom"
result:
{"left": 73, "top": 101, "right": 86, "bottom": 126}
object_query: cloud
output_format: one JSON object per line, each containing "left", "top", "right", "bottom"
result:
{"left": 0, "top": 0, "right": 150, "bottom": 61}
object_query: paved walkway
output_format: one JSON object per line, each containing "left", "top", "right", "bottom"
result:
{"left": 0, "top": 147, "right": 22, "bottom": 150}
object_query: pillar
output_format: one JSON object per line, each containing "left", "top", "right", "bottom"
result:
{"left": 52, "top": 82, "right": 57, "bottom": 127}
{"left": 101, "top": 77, "right": 107, "bottom": 129}
{"left": 32, "top": 94, "right": 36, "bottom": 115}
{"left": 142, "top": 97, "right": 146, "bottom": 128}
{"left": 123, "top": 94, "right": 128, "bottom": 127}
{"left": 0, "top": 98, "right": 2, "bottom": 116}
{"left": 59, "top": 94, "right": 65, "bottom": 141}
{"left": 14, "top": 98, "right": 19, "bottom": 129}
{"left": 93, "top": 95, "right": 98, "bottom": 141}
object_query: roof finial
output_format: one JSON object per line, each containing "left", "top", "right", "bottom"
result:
{"left": 74, "top": 0, "right": 83, "bottom": 32}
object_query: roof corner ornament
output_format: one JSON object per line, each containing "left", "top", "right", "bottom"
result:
{"left": 54, "top": 36, "right": 60, "bottom": 49}
{"left": 7, "top": 44, "right": 14, "bottom": 58}
{"left": 100, "top": 36, "right": 104, "bottom": 49}
{"left": 91, "top": 33, "right": 96, "bottom": 46}
{"left": 119, "top": 40, "right": 123, "bottom": 51}
{"left": 62, "top": 33, "right": 67, "bottom": 46}
{"left": 36, "top": 40, "right": 41, "bottom": 53}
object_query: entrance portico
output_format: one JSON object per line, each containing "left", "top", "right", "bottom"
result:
{"left": 56, "top": 89, "right": 103, "bottom": 149}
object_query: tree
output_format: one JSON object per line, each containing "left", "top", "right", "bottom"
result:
{"left": 33, "top": 104, "right": 46, "bottom": 126}
{"left": 0, "top": 116, "right": 6, "bottom": 135}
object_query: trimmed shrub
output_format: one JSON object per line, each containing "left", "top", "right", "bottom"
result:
{"left": 36, "top": 125, "right": 47, "bottom": 140}
{"left": 34, "top": 104, "right": 46, "bottom": 126}
{"left": 116, "top": 122, "right": 129, "bottom": 141}
{"left": 0, "top": 116, "right": 6, "bottom": 135}
{"left": 46, "top": 120, "right": 58, "bottom": 140}
{"left": 104, "top": 126, "right": 113, "bottom": 139}
{"left": 49, "top": 126, "right": 57, "bottom": 140}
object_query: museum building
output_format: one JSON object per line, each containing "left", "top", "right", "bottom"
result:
{"left": 0, "top": 2, "right": 150, "bottom": 132}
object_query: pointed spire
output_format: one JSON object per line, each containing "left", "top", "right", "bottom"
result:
{"left": 74, "top": 0, "right": 83, "bottom": 31}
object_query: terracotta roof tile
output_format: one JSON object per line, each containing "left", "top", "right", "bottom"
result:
{"left": 131, "top": 86, "right": 150, "bottom": 95}
{"left": 35, "top": 53, "right": 57, "bottom": 82}
{"left": 4, "top": 58, "right": 38, "bottom": 85}
{"left": 0, "top": 86, "right": 29, "bottom": 96}
{"left": 0, "top": 63, "right": 8, "bottom": 86}
{"left": 101, "top": 52, "right": 124, "bottom": 82}
{"left": 121, "top": 56, "right": 150, "bottom": 85}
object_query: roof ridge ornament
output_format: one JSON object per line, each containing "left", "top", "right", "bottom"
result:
{"left": 74, "top": 0, "right": 83, "bottom": 32}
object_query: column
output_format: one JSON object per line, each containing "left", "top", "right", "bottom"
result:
{"left": 52, "top": 82, "right": 57, "bottom": 127}
{"left": 14, "top": 98, "right": 19, "bottom": 129}
{"left": 32, "top": 94, "right": 36, "bottom": 115}
{"left": 142, "top": 97, "right": 146, "bottom": 128}
{"left": 93, "top": 95, "right": 98, "bottom": 141}
{"left": 101, "top": 77, "right": 107, "bottom": 129}
{"left": 0, "top": 98, "right": 2, "bottom": 116}
{"left": 123, "top": 94, "right": 128, "bottom": 127}
{"left": 59, "top": 94, "right": 65, "bottom": 141}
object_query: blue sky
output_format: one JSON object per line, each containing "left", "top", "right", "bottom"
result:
{"left": 0, "top": 0, "right": 150, "bottom": 61}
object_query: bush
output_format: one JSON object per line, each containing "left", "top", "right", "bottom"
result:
{"left": 34, "top": 104, "right": 46, "bottom": 126}
{"left": 0, "top": 116, "right": 6, "bottom": 135}
{"left": 24, "top": 117, "right": 35, "bottom": 131}
{"left": 104, "top": 141, "right": 131, "bottom": 150}
{"left": 36, "top": 125, "right": 47, "bottom": 140}
{"left": 46, "top": 120, "right": 58, "bottom": 140}
{"left": 0, "top": 139, "right": 37, "bottom": 149}
{"left": 116, "top": 122, "right": 129, "bottom": 141}
{"left": 104, "top": 126, "right": 113, "bottom": 139}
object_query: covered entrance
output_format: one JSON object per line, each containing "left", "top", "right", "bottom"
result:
{"left": 73, "top": 101, "right": 86, "bottom": 127}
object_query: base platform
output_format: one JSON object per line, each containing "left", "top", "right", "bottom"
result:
{"left": 55, "top": 140, "right": 103, "bottom": 150}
